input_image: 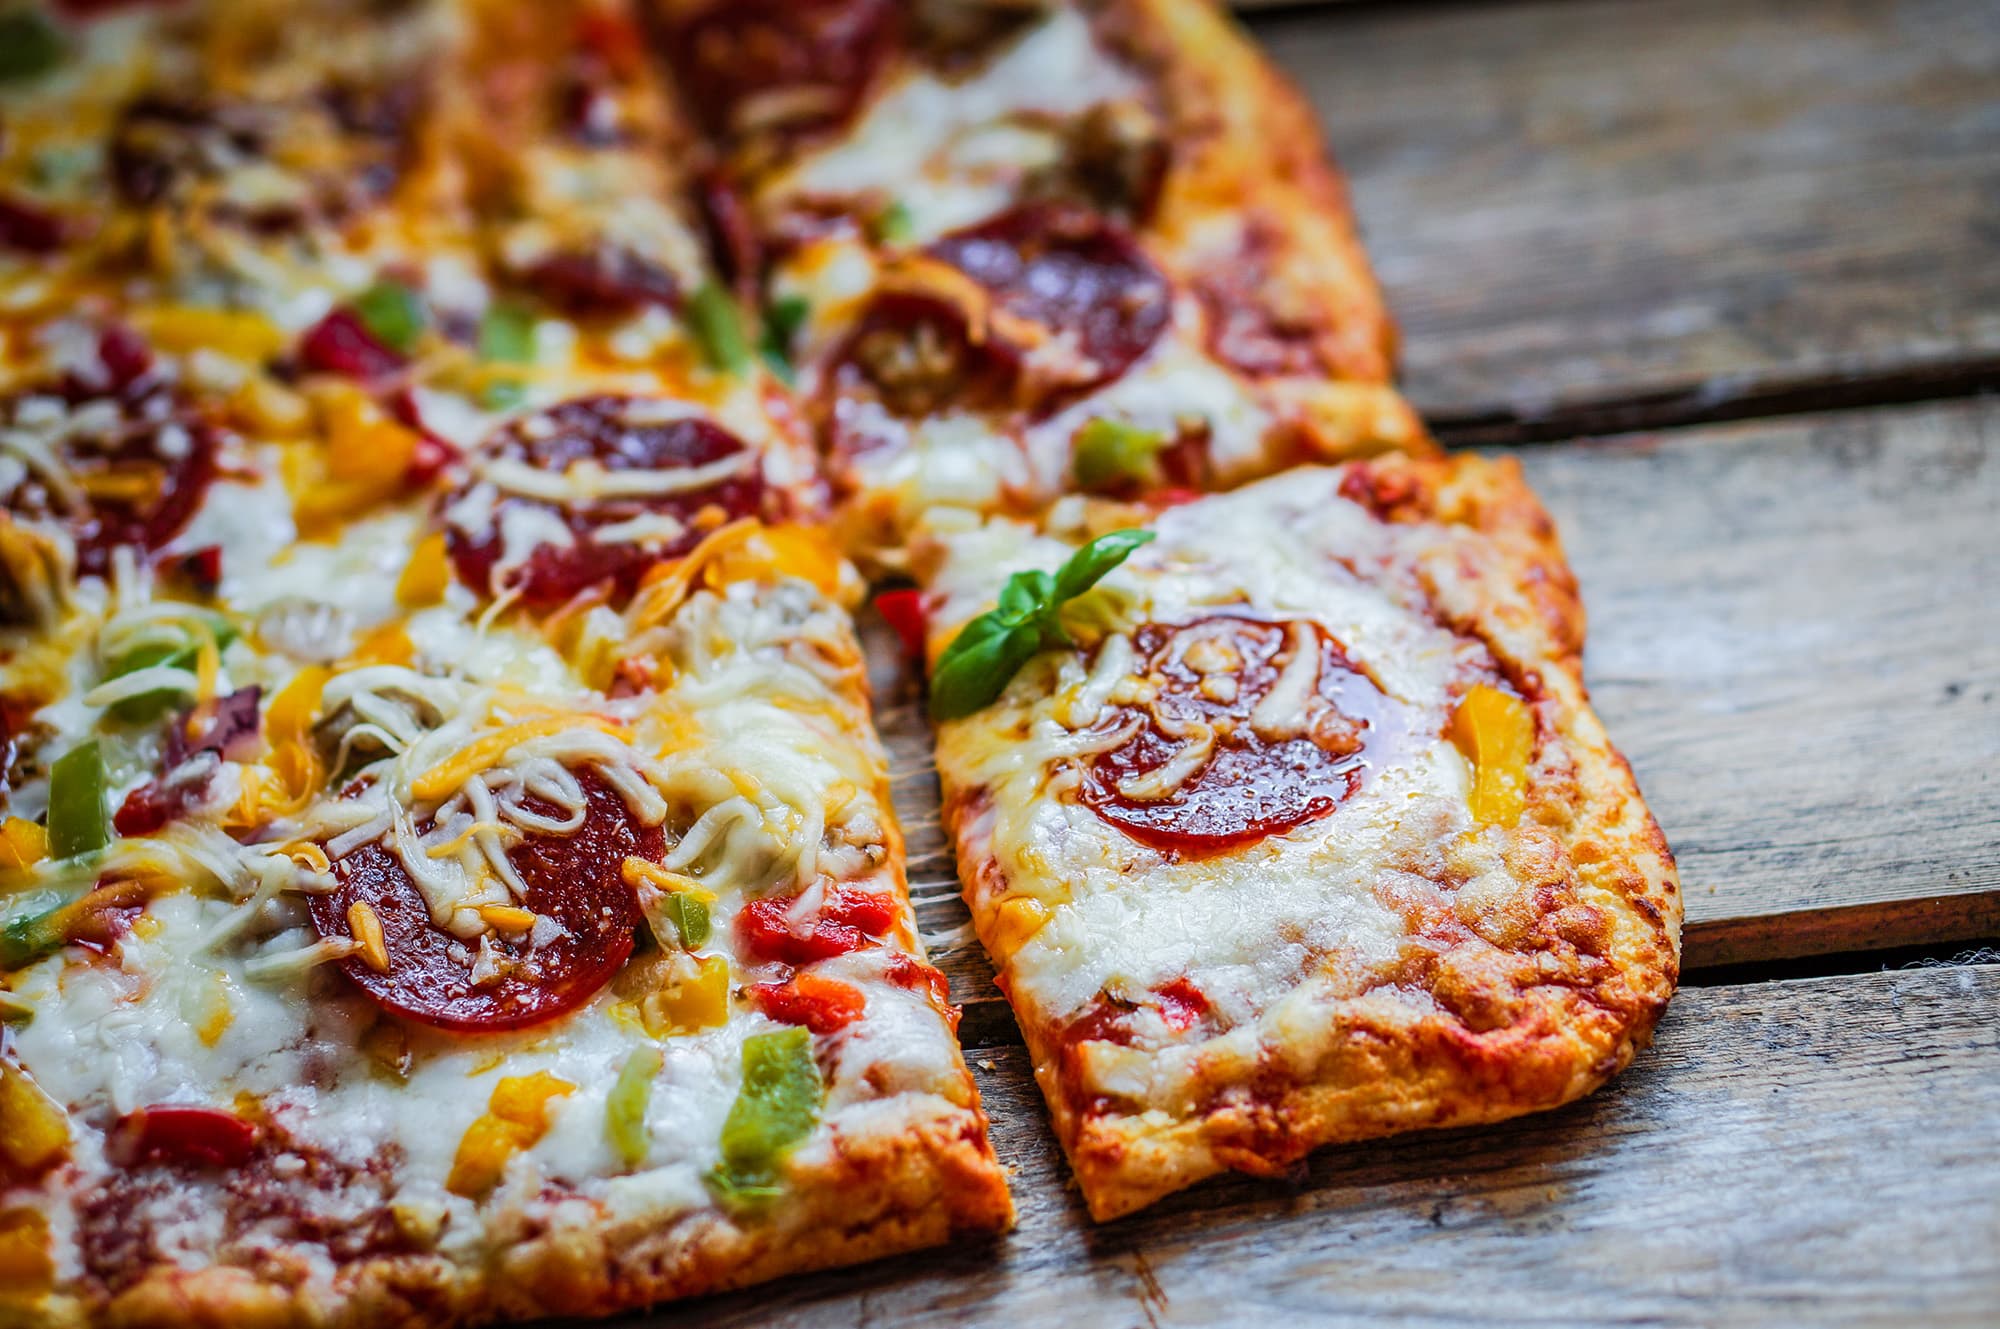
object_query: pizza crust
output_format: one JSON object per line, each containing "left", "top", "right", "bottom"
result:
{"left": 48, "top": 1104, "right": 1009, "bottom": 1329}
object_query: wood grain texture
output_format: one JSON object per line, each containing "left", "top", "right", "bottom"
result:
{"left": 1249, "top": 0, "right": 2000, "bottom": 433}
{"left": 596, "top": 964, "right": 2000, "bottom": 1329}
{"left": 1520, "top": 398, "right": 2000, "bottom": 965}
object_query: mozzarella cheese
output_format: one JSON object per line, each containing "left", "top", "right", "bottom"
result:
{"left": 927, "top": 470, "right": 1513, "bottom": 1102}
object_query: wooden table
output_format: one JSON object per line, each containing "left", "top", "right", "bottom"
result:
{"left": 611, "top": 3, "right": 2000, "bottom": 1323}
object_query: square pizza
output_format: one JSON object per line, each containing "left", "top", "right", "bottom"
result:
{"left": 914, "top": 456, "right": 1681, "bottom": 1218}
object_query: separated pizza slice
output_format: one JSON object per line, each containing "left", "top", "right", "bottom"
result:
{"left": 912, "top": 457, "right": 1680, "bottom": 1219}
{"left": 648, "top": 0, "right": 1430, "bottom": 565}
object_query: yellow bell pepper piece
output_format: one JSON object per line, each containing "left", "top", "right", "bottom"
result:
{"left": 134, "top": 306, "right": 286, "bottom": 362}
{"left": 988, "top": 896, "right": 1051, "bottom": 964}
{"left": 396, "top": 533, "right": 451, "bottom": 609}
{"left": 0, "top": 818, "right": 47, "bottom": 874}
{"left": 446, "top": 1072, "right": 574, "bottom": 1199}
{"left": 287, "top": 388, "right": 419, "bottom": 538}
{"left": 347, "top": 620, "right": 414, "bottom": 667}
{"left": 1448, "top": 684, "right": 1534, "bottom": 828}
{"left": 0, "top": 1207, "right": 53, "bottom": 1300}
{"left": 0, "top": 1064, "right": 69, "bottom": 1183}
{"left": 643, "top": 954, "right": 730, "bottom": 1037}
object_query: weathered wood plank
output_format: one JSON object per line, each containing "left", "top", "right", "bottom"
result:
{"left": 1518, "top": 399, "right": 2000, "bottom": 965}
{"left": 607, "top": 964, "right": 2000, "bottom": 1328}
{"left": 1250, "top": 0, "right": 2000, "bottom": 433}
{"left": 871, "top": 397, "right": 2000, "bottom": 1025}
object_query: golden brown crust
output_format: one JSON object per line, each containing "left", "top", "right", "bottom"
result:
{"left": 937, "top": 455, "right": 1679, "bottom": 1221}
{"left": 1099, "top": 0, "right": 1432, "bottom": 466}
{"left": 47, "top": 1106, "right": 1011, "bottom": 1329}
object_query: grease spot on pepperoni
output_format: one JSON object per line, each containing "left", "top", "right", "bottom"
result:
{"left": 308, "top": 774, "right": 652, "bottom": 1032}
{"left": 1, "top": 344, "right": 219, "bottom": 577}
{"left": 441, "top": 394, "right": 766, "bottom": 606}
{"left": 1080, "top": 617, "right": 1397, "bottom": 856}
{"left": 663, "top": 0, "right": 898, "bottom": 143}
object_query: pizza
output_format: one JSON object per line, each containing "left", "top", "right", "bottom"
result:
{"left": 912, "top": 457, "right": 1682, "bottom": 1219}
{"left": 0, "top": 0, "right": 1681, "bottom": 1314}
{"left": 648, "top": 0, "right": 1429, "bottom": 566}
{"left": 0, "top": 2, "right": 1008, "bottom": 1325}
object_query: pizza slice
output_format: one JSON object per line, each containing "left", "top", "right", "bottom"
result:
{"left": 0, "top": 3, "right": 1009, "bottom": 1324}
{"left": 913, "top": 457, "right": 1681, "bottom": 1219}
{"left": 648, "top": 0, "right": 1429, "bottom": 564}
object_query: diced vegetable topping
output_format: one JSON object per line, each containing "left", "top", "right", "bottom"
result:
{"left": 46, "top": 740, "right": 107, "bottom": 861}
{"left": 0, "top": 901, "right": 67, "bottom": 972}
{"left": 0, "top": 1064, "right": 69, "bottom": 1181}
{"left": 870, "top": 200, "right": 914, "bottom": 247}
{"left": 396, "top": 532, "right": 451, "bottom": 608}
{"left": 758, "top": 294, "right": 809, "bottom": 382}
{"left": 928, "top": 529, "right": 1154, "bottom": 721}
{"left": 477, "top": 301, "right": 536, "bottom": 409}
{"left": 101, "top": 613, "right": 238, "bottom": 721}
{"left": 707, "top": 1027, "right": 821, "bottom": 1203}
{"left": 666, "top": 892, "right": 710, "bottom": 950}
{"left": 352, "top": 280, "right": 426, "bottom": 355}
{"left": 605, "top": 1046, "right": 663, "bottom": 1168}
{"left": 1071, "top": 418, "right": 1168, "bottom": 492}
{"left": 746, "top": 972, "right": 866, "bottom": 1035}
{"left": 0, "top": 11, "right": 64, "bottom": 84}
{"left": 1448, "top": 683, "right": 1534, "bottom": 827}
{"left": 687, "top": 282, "right": 749, "bottom": 374}
{"left": 645, "top": 953, "right": 729, "bottom": 1035}
{"left": 111, "top": 1105, "right": 257, "bottom": 1169}
{"left": 873, "top": 588, "right": 927, "bottom": 659}
{"left": 0, "top": 817, "right": 47, "bottom": 873}
{"left": 446, "top": 1072, "right": 574, "bottom": 1198}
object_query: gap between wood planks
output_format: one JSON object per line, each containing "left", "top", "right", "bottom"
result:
{"left": 1426, "top": 353, "right": 2000, "bottom": 449}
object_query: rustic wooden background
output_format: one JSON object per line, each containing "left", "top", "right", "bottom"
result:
{"left": 602, "top": 2, "right": 2000, "bottom": 1324}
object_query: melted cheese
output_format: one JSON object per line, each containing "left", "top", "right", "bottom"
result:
{"left": 928, "top": 470, "right": 1489, "bottom": 1047}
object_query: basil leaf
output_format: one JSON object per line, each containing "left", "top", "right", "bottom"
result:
{"left": 927, "top": 618, "right": 1042, "bottom": 722}
{"left": 927, "top": 529, "right": 1155, "bottom": 722}
{"left": 687, "top": 282, "right": 749, "bottom": 374}
{"left": 758, "top": 295, "right": 810, "bottom": 383}
{"left": 707, "top": 1028, "right": 821, "bottom": 1204}
{"left": 0, "top": 11, "right": 64, "bottom": 84}
{"left": 1072, "top": 418, "right": 1168, "bottom": 491}
{"left": 1053, "top": 528, "right": 1155, "bottom": 603}
{"left": 47, "top": 741, "right": 107, "bottom": 862}
{"left": 353, "top": 281, "right": 426, "bottom": 355}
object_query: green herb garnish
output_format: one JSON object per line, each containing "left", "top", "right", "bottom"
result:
{"left": 757, "top": 294, "right": 810, "bottom": 383}
{"left": 928, "top": 529, "right": 1154, "bottom": 722}
{"left": 0, "top": 11, "right": 65, "bottom": 85}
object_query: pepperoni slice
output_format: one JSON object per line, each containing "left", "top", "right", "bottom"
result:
{"left": 1, "top": 348, "right": 219, "bottom": 578}
{"left": 442, "top": 395, "right": 767, "bottom": 606}
{"left": 1079, "top": 617, "right": 1397, "bottom": 856}
{"left": 828, "top": 206, "right": 1169, "bottom": 433}
{"left": 926, "top": 204, "right": 1169, "bottom": 399}
{"left": 516, "top": 248, "right": 679, "bottom": 318}
{"left": 308, "top": 773, "right": 653, "bottom": 1032}
{"left": 662, "top": 0, "right": 897, "bottom": 143}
